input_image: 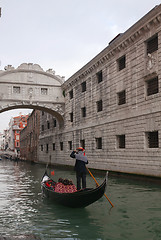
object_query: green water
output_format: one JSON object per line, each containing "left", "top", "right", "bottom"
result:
{"left": 0, "top": 160, "right": 161, "bottom": 240}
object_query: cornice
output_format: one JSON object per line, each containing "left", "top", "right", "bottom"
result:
{"left": 63, "top": 5, "right": 161, "bottom": 89}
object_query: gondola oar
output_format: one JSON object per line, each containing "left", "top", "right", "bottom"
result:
{"left": 86, "top": 167, "right": 114, "bottom": 208}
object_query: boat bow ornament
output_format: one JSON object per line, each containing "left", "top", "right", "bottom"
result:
{"left": 0, "top": 63, "right": 65, "bottom": 127}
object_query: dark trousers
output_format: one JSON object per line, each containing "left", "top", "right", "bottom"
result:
{"left": 76, "top": 171, "right": 86, "bottom": 190}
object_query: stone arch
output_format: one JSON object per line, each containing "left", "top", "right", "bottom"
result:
{"left": 0, "top": 63, "right": 65, "bottom": 128}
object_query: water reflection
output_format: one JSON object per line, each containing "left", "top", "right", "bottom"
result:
{"left": 0, "top": 160, "right": 161, "bottom": 240}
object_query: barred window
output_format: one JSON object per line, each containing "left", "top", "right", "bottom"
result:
{"left": 117, "top": 135, "right": 125, "bottom": 148}
{"left": 118, "top": 55, "right": 126, "bottom": 71}
{"left": 41, "top": 145, "right": 43, "bottom": 151}
{"left": 46, "top": 144, "right": 49, "bottom": 153}
{"left": 70, "top": 112, "right": 73, "bottom": 122}
{"left": 68, "top": 141, "right": 72, "bottom": 150}
{"left": 13, "top": 86, "right": 20, "bottom": 94}
{"left": 80, "top": 139, "right": 85, "bottom": 149}
{"left": 53, "top": 119, "right": 57, "bottom": 127}
{"left": 147, "top": 77, "right": 158, "bottom": 96}
{"left": 60, "top": 142, "right": 63, "bottom": 151}
{"left": 147, "top": 131, "right": 158, "bottom": 148}
{"left": 47, "top": 121, "right": 50, "bottom": 129}
{"left": 69, "top": 90, "right": 73, "bottom": 99}
{"left": 81, "top": 107, "right": 86, "bottom": 117}
{"left": 97, "top": 100, "right": 103, "bottom": 112}
{"left": 147, "top": 35, "right": 158, "bottom": 54}
{"left": 81, "top": 81, "right": 86, "bottom": 92}
{"left": 53, "top": 143, "right": 55, "bottom": 151}
{"left": 97, "top": 70, "right": 103, "bottom": 83}
{"left": 41, "top": 88, "right": 48, "bottom": 95}
{"left": 118, "top": 90, "right": 126, "bottom": 105}
{"left": 96, "top": 138, "right": 102, "bottom": 149}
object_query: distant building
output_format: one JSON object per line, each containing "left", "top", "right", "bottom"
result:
{"left": 20, "top": 110, "right": 40, "bottom": 162}
{"left": 0, "top": 132, "right": 4, "bottom": 150}
{"left": 13, "top": 114, "right": 29, "bottom": 155}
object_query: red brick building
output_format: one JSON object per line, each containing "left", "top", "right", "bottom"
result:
{"left": 13, "top": 114, "right": 29, "bottom": 155}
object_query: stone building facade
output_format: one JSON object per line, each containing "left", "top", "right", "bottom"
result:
{"left": 39, "top": 5, "right": 161, "bottom": 178}
{"left": 20, "top": 109, "right": 40, "bottom": 162}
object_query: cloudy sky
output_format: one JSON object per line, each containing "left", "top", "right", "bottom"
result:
{"left": 0, "top": 0, "right": 161, "bottom": 132}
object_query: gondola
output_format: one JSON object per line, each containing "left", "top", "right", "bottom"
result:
{"left": 41, "top": 171, "right": 108, "bottom": 208}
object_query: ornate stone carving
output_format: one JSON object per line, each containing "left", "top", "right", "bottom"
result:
{"left": 146, "top": 53, "right": 157, "bottom": 71}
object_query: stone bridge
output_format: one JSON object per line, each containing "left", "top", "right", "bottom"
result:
{"left": 0, "top": 63, "right": 65, "bottom": 127}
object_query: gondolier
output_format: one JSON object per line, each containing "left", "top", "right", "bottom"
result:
{"left": 70, "top": 147, "right": 88, "bottom": 190}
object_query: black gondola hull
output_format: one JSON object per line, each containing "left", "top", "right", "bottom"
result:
{"left": 41, "top": 172, "right": 107, "bottom": 208}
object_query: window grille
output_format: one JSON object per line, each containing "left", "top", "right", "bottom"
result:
{"left": 41, "top": 88, "right": 48, "bottom": 95}
{"left": 118, "top": 55, "right": 126, "bottom": 71}
{"left": 81, "top": 81, "right": 86, "bottom": 92}
{"left": 46, "top": 144, "right": 49, "bottom": 153}
{"left": 118, "top": 135, "right": 125, "bottom": 148}
{"left": 69, "top": 90, "right": 73, "bottom": 99}
{"left": 53, "top": 143, "right": 55, "bottom": 151}
{"left": 97, "top": 100, "right": 103, "bottom": 112}
{"left": 118, "top": 90, "right": 126, "bottom": 105}
{"left": 70, "top": 112, "right": 73, "bottom": 122}
{"left": 97, "top": 71, "right": 103, "bottom": 83}
{"left": 68, "top": 141, "right": 72, "bottom": 150}
{"left": 147, "top": 77, "right": 158, "bottom": 96}
{"left": 81, "top": 107, "right": 86, "bottom": 117}
{"left": 147, "top": 35, "right": 158, "bottom": 54}
{"left": 96, "top": 138, "right": 102, "bottom": 149}
{"left": 60, "top": 142, "right": 63, "bottom": 151}
{"left": 80, "top": 139, "right": 85, "bottom": 149}
{"left": 53, "top": 119, "right": 57, "bottom": 127}
{"left": 13, "top": 86, "right": 20, "bottom": 94}
{"left": 147, "top": 131, "right": 158, "bottom": 148}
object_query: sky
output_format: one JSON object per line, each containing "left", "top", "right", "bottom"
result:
{"left": 0, "top": 0, "right": 161, "bottom": 133}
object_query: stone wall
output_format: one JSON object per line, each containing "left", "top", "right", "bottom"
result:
{"left": 38, "top": 5, "right": 161, "bottom": 177}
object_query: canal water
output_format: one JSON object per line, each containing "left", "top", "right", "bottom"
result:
{"left": 0, "top": 159, "right": 161, "bottom": 240}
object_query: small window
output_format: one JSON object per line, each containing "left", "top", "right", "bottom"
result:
{"left": 80, "top": 139, "right": 85, "bottom": 149}
{"left": 13, "top": 86, "right": 20, "bottom": 94}
{"left": 68, "top": 141, "right": 72, "bottom": 150}
{"left": 96, "top": 138, "right": 102, "bottom": 149}
{"left": 16, "top": 142, "right": 19, "bottom": 147}
{"left": 147, "top": 77, "right": 158, "bottom": 96}
{"left": 97, "top": 100, "right": 103, "bottom": 112}
{"left": 41, "top": 145, "right": 43, "bottom": 151}
{"left": 70, "top": 112, "right": 73, "bottom": 122}
{"left": 118, "top": 55, "right": 126, "bottom": 71}
{"left": 118, "top": 90, "right": 126, "bottom": 105}
{"left": 53, "top": 143, "right": 55, "bottom": 151}
{"left": 46, "top": 144, "right": 49, "bottom": 153}
{"left": 41, "top": 88, "right": 48, "bottom": 95}
{"left": 60, "top": 142, "right": 63, "bottom": 151}
{"left": 146, "top": 131, "right": 158, "bottom": 148}
{"left": 47, "top": 121, "right": 50, "bottom": 129}
{"left": 42, "top": 111, "right": 44, "bottom": 116}
{"left": 81, "top": 107, "right": 86, "bottom": 118}
{"left": 97, "top": 71, "right": 103, "bottom": 83}
{"left": 147, "top": 35, "right": 158, "bottom": 54}
{"left": 41, "top": 125, "right": 44, "bottom": 131}
{"left": 117, "top": 135, "right": 125, "bottom": 148}
{"left": 69, "top": 90, "right": 73, "bottom": 99}
{"left": 53, "top": 119, "right": 57, "bottom": 127}
{"left": 81, "top": 81, "right": 86, "bottom": 92}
